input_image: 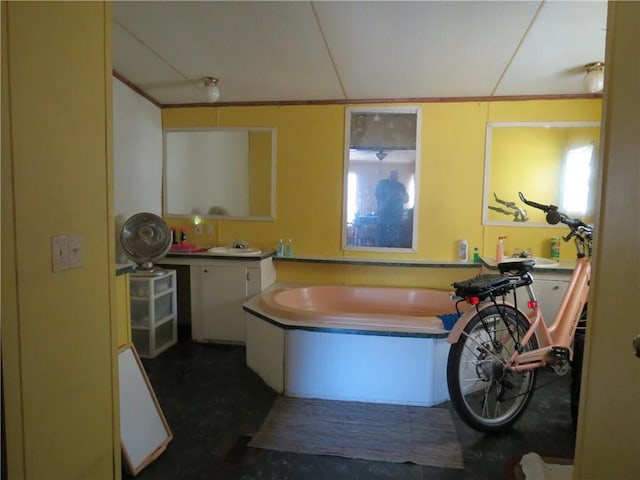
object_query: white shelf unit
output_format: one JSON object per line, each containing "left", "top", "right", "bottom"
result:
{"left": 129, "top": 270, "right": 177, "bottom": 358}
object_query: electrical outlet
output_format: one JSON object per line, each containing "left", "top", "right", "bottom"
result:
{"left": 68, "top": 235, "right": 83, "bottom": 268}
{"left": 194, "top": 223, "right": 202, "bottom": 235}
{"left": 51, "top": 235, "right": 69, "bottom": 272}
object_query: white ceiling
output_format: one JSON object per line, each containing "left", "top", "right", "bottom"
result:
{"left": 112, "top": 1, "right": 607, "bottom": 106}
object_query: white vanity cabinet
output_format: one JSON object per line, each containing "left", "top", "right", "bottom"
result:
{"left": 531, "top": 273, "right": 571, "bottom": 326}
{"left": 480, "top": 259, "right": 572, "bottom": 326}
{"left": 161, "top": 255, "right": 276, "bottom": 344}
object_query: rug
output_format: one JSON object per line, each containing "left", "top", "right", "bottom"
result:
{"left": 249, "top": 396, "right": 464, "bottom": 469}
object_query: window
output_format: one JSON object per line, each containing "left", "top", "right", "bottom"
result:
{"left": 559, "top": 144, "right": 595, "bottom": 217}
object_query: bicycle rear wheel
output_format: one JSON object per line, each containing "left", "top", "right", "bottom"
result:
{"left": 447, "top": 304, "right": 538, "bottom": 433}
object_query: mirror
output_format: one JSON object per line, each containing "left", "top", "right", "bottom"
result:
{"left": 163, "top": 128, "right": 276, "bottom": 220}
{"left": 343, "top": 106, "right": 421, "bottom": 251}
{"left": 483, "top": 122, "right": 600, "bottom": 226}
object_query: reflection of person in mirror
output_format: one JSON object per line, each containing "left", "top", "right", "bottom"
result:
{"left": 375, "top": 170, "right": 409, "bottom": 247}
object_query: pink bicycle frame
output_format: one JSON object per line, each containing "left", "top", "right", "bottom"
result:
{"left": 447, "top": 256, "right": 591, "bottom": 372}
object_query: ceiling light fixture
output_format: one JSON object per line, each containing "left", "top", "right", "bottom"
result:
{"left": 203, "top": 77, "right": 220, "bottom": 103}
{"left": 583, "top": 62, "right": 604, "bottom": 93}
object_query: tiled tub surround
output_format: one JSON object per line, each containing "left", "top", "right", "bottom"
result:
{"left": 243, "top": 284, "right": 467, "bottom": 406}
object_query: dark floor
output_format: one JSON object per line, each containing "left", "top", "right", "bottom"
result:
{"left": 125, "top": 336, "right": 576, "bottom": 480}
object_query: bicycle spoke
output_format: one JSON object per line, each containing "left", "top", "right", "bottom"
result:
{"left": 447, "top": 305, "right": 538, "bottom": 432}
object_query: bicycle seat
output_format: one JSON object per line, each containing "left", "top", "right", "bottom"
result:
{"left": 498, "top": 259, "right": 535, "bottom": 274}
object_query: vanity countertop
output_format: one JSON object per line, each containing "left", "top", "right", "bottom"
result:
{"left": 480, "top": 256, "right": 575, "bottom": 274}
{"left": 166, "top": 249, "right": 276, "bottom": 261}
{"left": 116, "top": 263, "right": 135, "bottom": 276}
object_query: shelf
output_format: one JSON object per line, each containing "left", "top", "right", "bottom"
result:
{"left": 129, "top": 271, "right": 177, "bottom": 358}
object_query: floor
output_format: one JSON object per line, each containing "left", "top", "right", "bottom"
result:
{"left": 125, "top": 334, "right": 577, "bottom": 480}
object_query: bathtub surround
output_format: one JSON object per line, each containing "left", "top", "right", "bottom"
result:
{"left": 249, "top": 396, "right": 464, "bottom": 469}
{"left": 244, "top": 284, "right": 464, "bottom": 406}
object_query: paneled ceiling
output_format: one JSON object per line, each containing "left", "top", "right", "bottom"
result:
{"left": 112, "top": 1, "right": 607, "bottom": 106}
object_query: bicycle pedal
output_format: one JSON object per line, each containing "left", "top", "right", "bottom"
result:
{"left": 545, "top": 346, "right": 570, "bottom": 363}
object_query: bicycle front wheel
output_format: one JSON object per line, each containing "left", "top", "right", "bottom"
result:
{"left": 447, "top": 304, "right": 538, "bottom": 433}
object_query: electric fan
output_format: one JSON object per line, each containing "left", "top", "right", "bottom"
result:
{"left": 120, "top": 212, "right": 172, "bottom": 276}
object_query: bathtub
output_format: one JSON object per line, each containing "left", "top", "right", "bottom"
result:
{"left": 243, "top": 284, "right": 461, "bottom": 406}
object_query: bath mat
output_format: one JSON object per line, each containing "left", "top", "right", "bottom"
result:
{"left": 249, "top": 396, "right": 464, "bottom": 469}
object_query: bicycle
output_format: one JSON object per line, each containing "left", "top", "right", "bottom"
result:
{"left": 446, "top": 192, "right": 593, "bottom": 433}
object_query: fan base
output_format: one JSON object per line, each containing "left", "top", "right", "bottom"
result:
{"left": 132, "top": 265, "right": 169, "bottom": 277}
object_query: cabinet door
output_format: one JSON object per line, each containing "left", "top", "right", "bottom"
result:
{"left": 191, "top": 264, "right": 248, "bottom": 343}
{"left": 246, "top": 266, "right": 262, "bottom": 296}
{"left": 535, "top": 279, "right": 569, "bottom": 326}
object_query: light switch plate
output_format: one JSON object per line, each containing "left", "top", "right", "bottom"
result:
{"left": 51, "top": 235, "right": 68, "bottom": 272}
{"left": 68, "top": 235, "right": 82, "bottom": 268}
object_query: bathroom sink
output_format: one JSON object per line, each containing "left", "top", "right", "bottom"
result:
{"left": 486, "top": 256, "right": 558, "bottom": 267}
{"left": 207, "top": 246, "right": 263, "bottom": 256}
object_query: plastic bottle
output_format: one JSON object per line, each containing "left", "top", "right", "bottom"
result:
{"left": 180, "top": 228, "right": 186, "bottom": 245}
{"left": 458, "top": 240, "right": 468, "bottom": 262}
{"left": 496, "top": 236, "right": 507, "bottom": 263}
{"left": 284, "top": 238, "right": 293, "bottom": 257}
{"left": 473, "top": 247, "right": 480, "bottom": 263}
{"left": 276, "top": 238, "right": 284, "bottom": 256}
{"left": 170, "top": 228, "right": 177, "bottom": 245}
{"left": 550, "top": 236, "right": 561, "bottom": 261}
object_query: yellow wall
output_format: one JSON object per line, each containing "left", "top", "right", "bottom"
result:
{"left": 2, "top": 2, "right": 119, "bottom": 479}
{"left": 248, "top": 130, "right": 273, "bottom": 216}
{"left": 163, "top": 98, "right": 600, "bottom": 288}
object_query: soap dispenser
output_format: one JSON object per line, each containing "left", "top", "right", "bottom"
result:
{"left": 496, "top": 236, "right": 507, "bottom": 263}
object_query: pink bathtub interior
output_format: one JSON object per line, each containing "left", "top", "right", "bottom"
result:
{"left": 259, "top": 285, "right": 460, "bottom": 334}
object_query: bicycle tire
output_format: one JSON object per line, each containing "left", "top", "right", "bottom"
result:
{"left": 447, "top": 304, "right": 538, "bottom": 433}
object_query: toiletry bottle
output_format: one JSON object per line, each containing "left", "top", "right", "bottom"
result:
{"left": 285, "top": 238, "right": 293, "bottom": 257}
{"left": 277, "top": 238, "right": 284, "bottom": 256}
{"left": 180, "top": 228, "right": 186, "bottom": 245}
{"left": 550, "top": 236, "right": 560, "bottom": 260}
{"left": 458, "top": 240, "right": 468, "bottom": 262}
{"left": 473, "top": 247, "right": 480, "bottom": 263}
{"left": 496, "top": 236, "right": 507, "bottom": 263}
{"left": 171, "top": 228, "right": 177, "bottom": 245}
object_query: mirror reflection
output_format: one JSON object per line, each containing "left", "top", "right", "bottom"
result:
{"left": 343, "top": 107, "right": 420, "bottom": 250}
{"left": 483, "top": 122, "right": 600, "bottom": 226}
{"left": 163, "top": 128, "right": 275, "bottom": 220}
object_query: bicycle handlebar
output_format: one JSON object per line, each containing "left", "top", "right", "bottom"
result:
{"left": 518, "top": 192, "right": 593, "bottom": 240}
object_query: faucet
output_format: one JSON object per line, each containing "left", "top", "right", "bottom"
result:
{"left": 232, "top": 240, "right": 249, "bottom": 249}
{"left": 512, "top": 248, "right": 532, "bottom": 258}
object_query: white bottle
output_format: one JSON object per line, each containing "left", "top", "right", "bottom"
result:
{"left": 458, "top": 239, "right": 469, "bottom": 262}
